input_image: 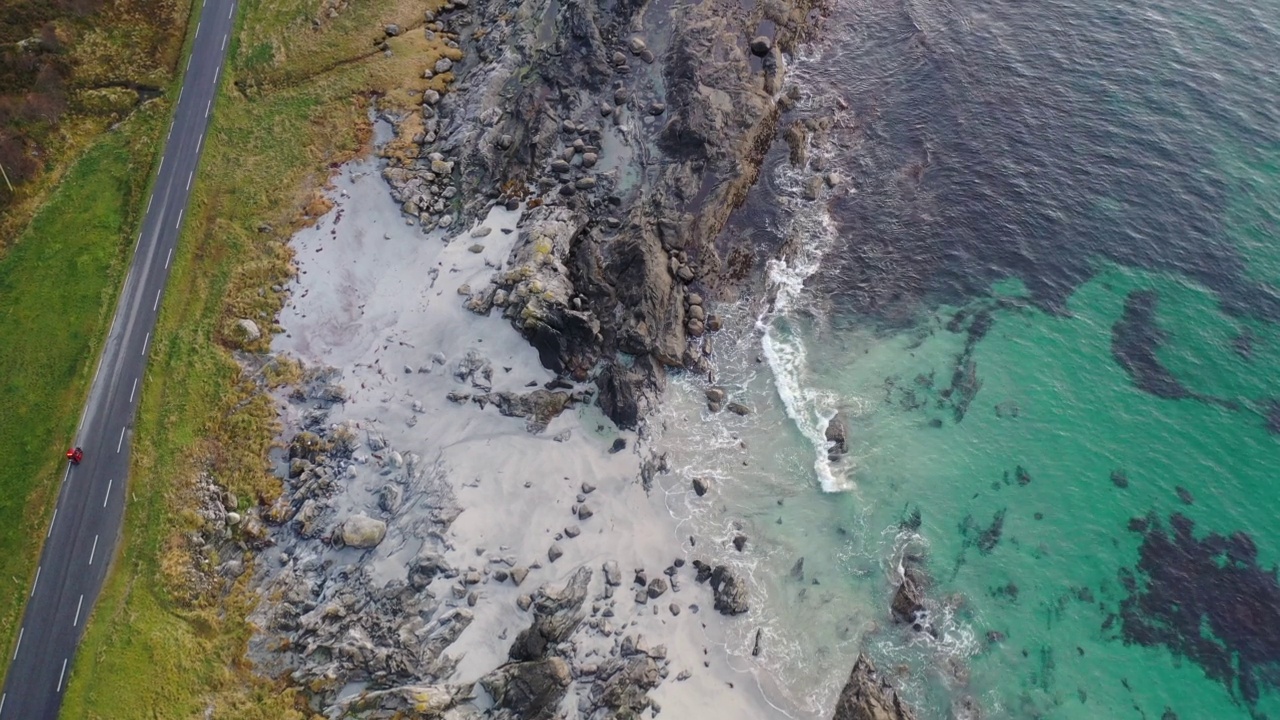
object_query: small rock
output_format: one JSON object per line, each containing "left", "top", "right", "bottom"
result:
{"left": 385, "top": 23, "right": 401, "bottom": 36}
{"left": 434, "top": 56, "right": 454, "bottom": 73}
{"left": 548, "top": 544, "right": 564, "bottom": 563}
{"left": 825, "top": 172, "right": 843, "bottom": 187}
{"left": 733, "top": 534, "right": 748, "bottom": 552}
{"left": 604, "top": 561, "right": 622, "bottom": 586}
{"left": 582, "top": 152, "right": 598, "bottom": 168}
{"left": 629, "top": 37, "right": 648, "bottom": 54}
{"left": 750, "top": 36, "right": 772, "bottom": 56}
{"left": 471, "top": 225, "right": 493, "bottom": 238}
{"left": 647, "top": 578, "right": 669, "bottom": 598}
{"left": 687, "top": 293, "right": 703, "bottom": 306}
{"left": 669, "top": 603, "right": 681, "bottom": 616}
{"left": 517, "top": 594, "right": 533, "bottom": 611}
{"left": 581, "top": 481, "right": 596, "bottom": 494}
{"left": 727, "top": 402, "right": 751, "bottom": 416}
{"left": 600, "top": 103, "right": 613, "bottom": 117}
{"left": 468, "top": 243, "right": 485, "bottom": 253}
{"left": 438, "top": 215, "right": 454, "bottom": 228}
{"left": 497, "top": 134, "right": 514, "bottom": 150}
{"left": 705, "top": 387, "right": 726, "bottom": 404}
{"left": 574, "top": 176, "right": 597, "bottom": 190}
{"left": 565, "top": 525, "right": 581, "bottom": 538}
{"left": 423, "top": 89, "right": 440, "bottom": 105}
{"left": 510, "top": 566, "right": 529, "bottom": 585}
{"left": 648, "top": 102, "right": 666, "bottom": 116}
{"left": 577, "top": 504, "right": 594, "bottom": 520}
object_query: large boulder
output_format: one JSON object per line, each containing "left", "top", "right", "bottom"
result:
{"left": 831, "top": 654, "right": 917, "bottom": 720}
{"left": 481, "top": 657, "right": 573, "bottom": 720}
{"left": 339, "top": 514, "right": 387, "bottom": 548}
{"left": 709, "top": 565, "right": 749, "bottom": 615}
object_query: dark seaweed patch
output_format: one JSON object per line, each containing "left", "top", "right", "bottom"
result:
{"left": 1015, "top": 465, "right": 1032, "bottom": 486}
{"left": 1175, "top": 486, "right": 1194, "bottom": 505}
{"left": 1116, "top": 512, "right": 1280, "bottom": 709}
{"left": 1264, "top": 399, "right": 1280, "bottom": 436}
{"left": 1110, "top": 290, "right": 1192, "bottom": 400}
{"left": 1111, "top": 469, "right": 1130, "bottom": 489}
{"left": 962, "top": 509, "right": 1007, "bottom": 554}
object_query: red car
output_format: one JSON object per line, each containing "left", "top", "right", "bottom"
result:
{"left": 66, "top": 447, "right": 83, "bottom": 465}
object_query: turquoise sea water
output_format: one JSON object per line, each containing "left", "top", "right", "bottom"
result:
{"left": 656, "top": 0, "right": 1280, "bottom": 716}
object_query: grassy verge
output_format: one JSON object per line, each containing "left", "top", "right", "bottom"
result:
{"left": 60, "top": 0, "right": 456, "bottom": 716}
{"left": 0, "top": 99, "right": 169, "bottom": 682}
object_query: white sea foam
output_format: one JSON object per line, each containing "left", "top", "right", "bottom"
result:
{"left": 757, "top": 161, "right": 851, "bottom": 492}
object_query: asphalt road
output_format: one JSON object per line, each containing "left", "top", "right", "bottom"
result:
{"left": 0, "top": 0, "right": 237, "bottom": 716}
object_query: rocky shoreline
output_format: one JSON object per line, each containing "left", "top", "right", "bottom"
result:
{"left": 223, "top": 0, "right": 930, "bottom": 715}
{"left": 383, "top": 0, "right": 826, "bottom": 427}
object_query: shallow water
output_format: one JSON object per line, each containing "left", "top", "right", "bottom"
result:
{"left": 655, "top": 0, "right": 1280, "bottom": 716}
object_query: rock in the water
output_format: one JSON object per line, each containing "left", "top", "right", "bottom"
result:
{"left": 705, "top": 387, "right": 726, "bottom": 404}
{"left": 692, "top": 476, "right": 710, "bottom": 497}
{"left": 339, "top": 514, "right": 387, "bottom": 548}
{"left": 826, "top": 411, "right": 849, "bottom": 459}
{"left": 749, "top": 36, "right": 772, "bottom": 56}
{"left": 890, "top": 575, "right": 925, "bottom": 625}
{"left": 710, "top": 565, "right": 749, "bottom": 615}
{"left": 480, "top": 657, "right": 573, "bottom": 720}
{"left": 727, "top": 401, "right": 751, "bottom": 416}
{"left": 830, "top": 654, "right": 917, "bottom": 720}
{"left": 235, "top": 318, "right": 261, "bottom": 342}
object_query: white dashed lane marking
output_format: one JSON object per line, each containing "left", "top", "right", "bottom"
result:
{"left": 88, "top": 535, "right": 99, "bottom": 566}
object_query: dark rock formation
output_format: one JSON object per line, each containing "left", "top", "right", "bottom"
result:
{"left": 401, "top": 0, "right": 825, "bottom": 428}
{"left": 509, "top": 567, "right": 592, "bottom": 661}
{"left": 890, "top": 575, "right": 925, "bottom": 625}
{"left": 831, "top": 654, "right": 917, "bottom": 720}
{"left": 480, "top": 657, "right": 573, "bottom": 720}
{"left": 826, "top": 411, "right": 849, "bottom": 459}
{"left": 709, "top": 564, "right": 749, "bottom": 615}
